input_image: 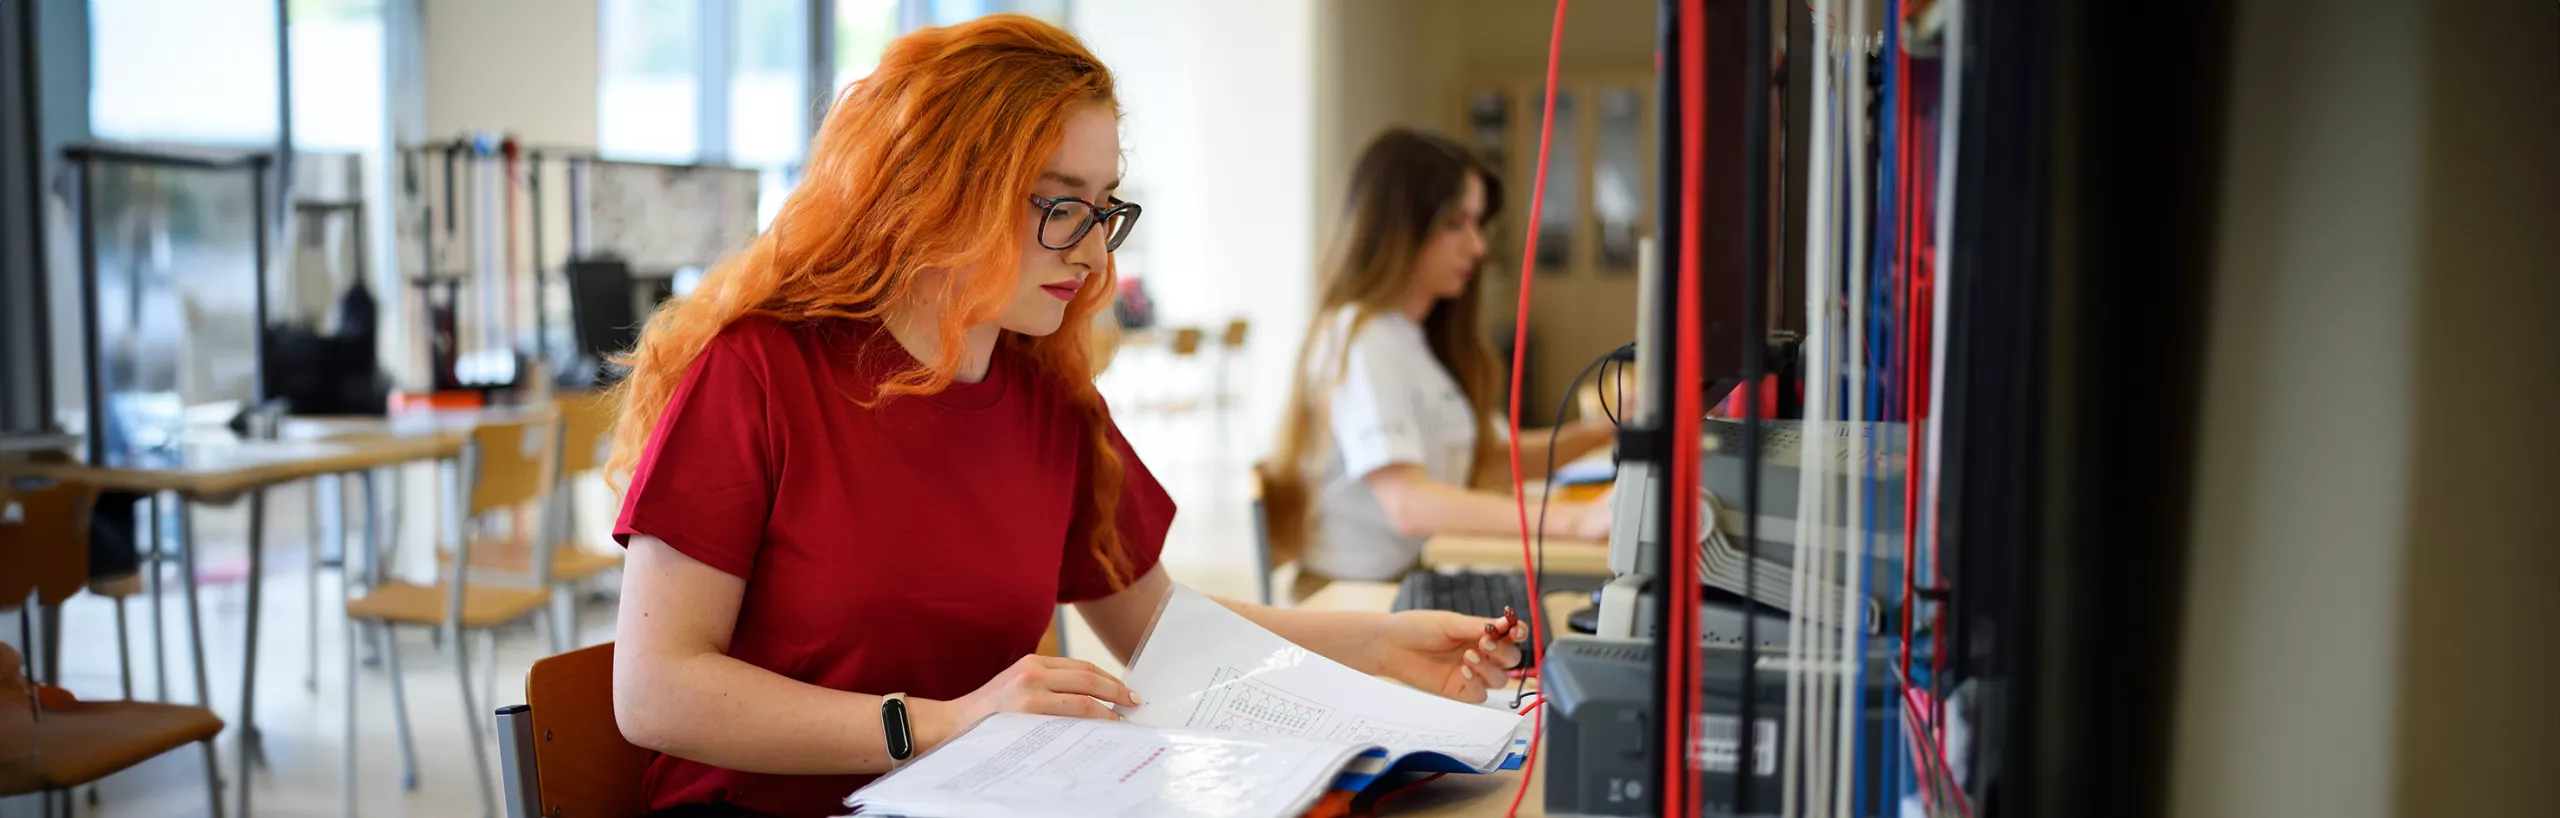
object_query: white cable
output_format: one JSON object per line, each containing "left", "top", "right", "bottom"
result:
{"left": 1923, "top": 0, "right": 1964, "bottom": 619}
{"left": 1786, "top": 4, "right": 1833, "bottom": 814}
{"left": 1836, "top": 8, "right": 1873, "bottom": 816}
{"left": 475, "top": 148, "right": 504, "bottom": 353}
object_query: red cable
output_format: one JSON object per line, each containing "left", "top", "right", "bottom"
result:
{"left": 1669, "top": 3, "right": 1709, "bottom": 816}
{"left": 501, "top": 138, "right": 521, "bottom": 349}
{"left": 1367, "top": 773, "right": 1449, "bottom": 816}
{"left": 1501, "top": 2, "right": 1570, "bottom": 816}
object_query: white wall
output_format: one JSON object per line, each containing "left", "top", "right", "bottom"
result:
{"left": 1074, "top": 0, "right": 1316, "bottom": 446}
{"left": 2172, "top": 2, "right": 2560, "bottom": 816}
{"left": 2172, "top": 3, "right": 2420, "bottom": 814}
{"left": 420, "top": 0, "right": 599, "bottom": 145}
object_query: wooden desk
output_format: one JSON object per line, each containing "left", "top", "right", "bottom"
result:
{"left": 1295, "top": 582, "right": 1584, "bottom": 816}
{"left": 281, "top": 406, "right": 551, "bottom": 457}
{"left": 4, "top": 434, "right": 454, "bottom": 818}
{"left": 1424, "top": 533, "right": 1613, "bottom": 577}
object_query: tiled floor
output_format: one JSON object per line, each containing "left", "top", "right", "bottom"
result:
{"left": 12, "top": 406, "right": 1267, "bottom": 818}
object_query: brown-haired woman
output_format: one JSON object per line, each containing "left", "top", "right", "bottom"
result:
{"left": 1268, "top": 128, "right": 1617, "bottom": 586}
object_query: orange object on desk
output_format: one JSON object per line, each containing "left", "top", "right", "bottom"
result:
{"left": 1550, "top": 482, "right": 1612, "bottom": 504}
{"left": 388, "top": 391, "right": 484, "bottom": 413}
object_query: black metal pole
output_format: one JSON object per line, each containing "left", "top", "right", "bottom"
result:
{"left": 73, "top": 157, "right": 103, "bottom": 464}
{"left": 568, "top": 155, "right": 589, "bottom": 258}
{"left": 529, "top": 150, "right": 546, "bottom": 368}
{"left": 250, "top": 155, "right": 272, "bottom": 410}
{"left": 1648, "top": 0, "right": 1683, "bottom": 813}
{"left": 16, "top": 0, "right": 53, "bottom": 432}
{"left": 1739, "top": 0, "right": 1771, "bottom": 811}
{"left": 274, "top": 0, "right": 295, "bottom": 238}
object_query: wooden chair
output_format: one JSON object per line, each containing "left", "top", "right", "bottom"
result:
{"left": 458, "top": 392, "right": 624, "bottom": 652}
{"left": 494, "top": 617, "right": 1074, "bottom": 818}
{"left": 1249, "top": 462, "right": 1327, "bottom": 606}
{"left": 495, "top": 642, "right": 648, "bottom": 818}
{"left": 1144, "top": 326, "right": 1210, "bottom": 414}
{"left": 346, "top": 417, "right": 561, "bottom": 815}
{"left": 2, "top": 479, "right": 224, "bottom": 818}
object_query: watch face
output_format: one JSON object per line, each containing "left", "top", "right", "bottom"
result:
{"left": 883, "top": 698, "right": 915, "bottom": 760}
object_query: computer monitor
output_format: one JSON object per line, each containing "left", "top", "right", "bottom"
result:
{"left": 566, "top": 257, "right": 642, "bottom": 371}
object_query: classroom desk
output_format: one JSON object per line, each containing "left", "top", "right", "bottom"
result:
{"left": 1424, "top": 533, "right": 1613, "bottom": 577}
{"left": 280, "top": 405, "right": 554, "bottom": 455}
{"left": 5, "top": 435, "right": 450, "bottom": 817}
{"left": 1296, "top": 582, "right": 1587, "bottom": 817}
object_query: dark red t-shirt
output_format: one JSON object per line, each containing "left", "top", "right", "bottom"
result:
{"left": 612, "top": 316, "right": 1173, "bottom": 817}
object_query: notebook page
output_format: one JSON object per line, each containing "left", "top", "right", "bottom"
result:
{"left": 841, "top": 713, "right": 1360, "bottom": 818}
{"left": 1115, "top": 585, "right": 1527, "bottom": 771}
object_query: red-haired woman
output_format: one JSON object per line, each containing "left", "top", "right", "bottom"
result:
{"left": 605, "top": 16, "right": 1525, "bottom": 818}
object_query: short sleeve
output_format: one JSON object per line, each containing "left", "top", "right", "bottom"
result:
{"left": 613, "top": 337, "right": 774, "bottom": 580}
{"left": 1327, "top": 323, "right": 1431, "bottom": 481}
{"left": 1058, "top": 414, "right": 1174, "bottom": 603}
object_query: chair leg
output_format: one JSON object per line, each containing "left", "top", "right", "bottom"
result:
{"left": 149, "top": 493, "right": 168, "bottom": 702}
{"left": 346, "top": 614, "right": 361, "bottom": 817}
{"left": 380, "top": 623, "right": 419, "bottom": 790}
{"left": 549, "top": 584, "right": 575, "bottom": 654}
{"left": 114, "top": 596, "right": 133, "bottom": 701}
{"left": 308, "top": 478, "right": 325, "bottom": 692}
{"left": 200, "top": 737, "right": 228, "bottom": 818}
{"left": 456, "top": 625, "right": 498, "bottom": 816}
{"left": 37, "top": 603, "right": 60, "bottom": 688}
{"left": 479, "top": 629, "right": 498, "bottom": 727}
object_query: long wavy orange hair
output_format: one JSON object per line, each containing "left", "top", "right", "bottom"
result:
{"left": 605, "top": 14, "right": 1134, "bottom": 586}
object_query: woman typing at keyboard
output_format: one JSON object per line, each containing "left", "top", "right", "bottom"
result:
{"left": 605, "top": 18, "right": 1524, "bottom": 818}
{"left": 1264, "top": 130, "right": 1618, "bottom": 590}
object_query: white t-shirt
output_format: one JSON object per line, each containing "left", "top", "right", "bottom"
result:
{"left": 1301, "top": 307, "right": 1483, "bottom": 581}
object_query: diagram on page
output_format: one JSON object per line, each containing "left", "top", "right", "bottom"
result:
{"left": 1191, "top": 668, "right": 1334, "bottom": 735}
{"left": 1119, "top": 586, "right": 1526, "bottom": 769}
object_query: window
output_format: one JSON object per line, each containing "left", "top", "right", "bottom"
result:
{"left": 289, "top": 0, "right": 387, "bottom": 154}
{"left": 599, "top": 0, "right": 1076, "bottom": 222}
{"left": 834, "top": 0, "right": 900, "bottom": 92}
{"left": 599, "top": 0, "right": 702, "bottom": 163}
{"left": 90, "top": 0, "right": 281, "bottom": 145}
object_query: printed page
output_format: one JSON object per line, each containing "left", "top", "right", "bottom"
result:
{"left": 841, "top": 713, "right": 1359, "bottom": 818}
{"left": 1116, "top": 585, "right": 1527, "bottom": 771}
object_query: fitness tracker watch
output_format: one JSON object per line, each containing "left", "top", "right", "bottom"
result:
{"left": 881, "top": 693, "right": 917, "bottom": 769}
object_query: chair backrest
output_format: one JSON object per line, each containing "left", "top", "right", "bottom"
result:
{"left": 1170, "top": 326, "right": 1206, "bottom": 357}
{"left": 1219, "top": 318, "right": 1249, "bottom": 350}
{"left": 1037, "top": 609, "right": 1065, "bottom": 658}
{"left": 1248, "top": 462, "right": 1313, "bottom": 604}
{"left": 465, "top": 417, "right": 561, "bottom": 517}
{"left": 524, "top": 642, "right": 651, "bottom": 818}
{"left": 0, "top": 479, "right": 97, "bottom": 610}
{"left": 554, "top": 391, "right": 618, "bottom": 478}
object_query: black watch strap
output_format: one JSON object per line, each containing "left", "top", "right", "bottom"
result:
{"left": 882, "top": 693, "right": 916, "bottom": 768}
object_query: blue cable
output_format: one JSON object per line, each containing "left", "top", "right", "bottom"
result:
{"left": 1859, "top": 2, "right": 1903, "bottom": 812}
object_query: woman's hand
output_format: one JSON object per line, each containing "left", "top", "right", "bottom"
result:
{"left": 913, "top": 655, "right": 1143, "bottom": 752}
{"left": 1367, "top": 610, "right": 1531, "bottom": 702}
{"left": 1548, "top": 498, "right": 1614, "bottom": 541}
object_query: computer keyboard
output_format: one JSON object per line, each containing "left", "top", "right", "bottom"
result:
{"left": 1391, "top": 569, "right": 1538, "bottom": 668}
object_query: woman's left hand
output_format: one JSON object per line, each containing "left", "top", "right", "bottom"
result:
{"left": 1369, "top": 609, "right": 1530, "bottom": 702}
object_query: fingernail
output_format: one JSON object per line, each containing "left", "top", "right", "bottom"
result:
{"left": 1466, "top": 650, "right": 1482, "bottom": 664}
{"left": 1131, "top": 692, "right": 1145, "bottom": 706}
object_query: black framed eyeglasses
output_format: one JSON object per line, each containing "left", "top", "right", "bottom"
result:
{"left": 1028, "top": 194, "right": 1142, "bottom": 252}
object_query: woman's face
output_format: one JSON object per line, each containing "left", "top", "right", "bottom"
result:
{"left": 1410, "top": 172, "right": 1490, "bottom": 304}
{"left": 998, "top": 103, "right": 1122, "bottom": 337}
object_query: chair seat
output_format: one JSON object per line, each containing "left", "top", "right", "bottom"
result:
{"left": 87, "top": 573, "right": 146, "bottom": 598}
{"left": 0, "top": 700, "right": 223, "bottom": 794}
{"left": 440, "top": 538, "right": 624, "bottom": 582}
{"left": 347, "top": 580, "right": 550, "bottom": 629}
